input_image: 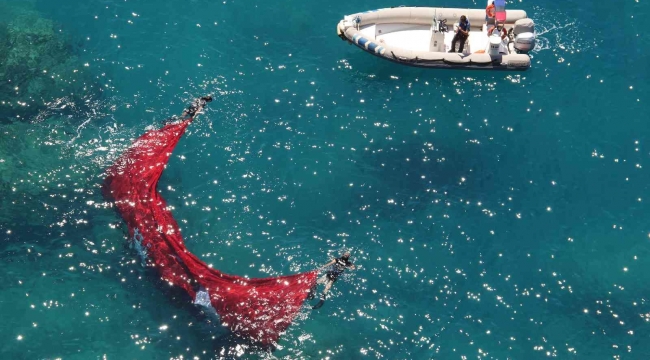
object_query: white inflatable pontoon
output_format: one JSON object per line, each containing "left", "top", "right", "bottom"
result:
{"left": 336, "top": 2, "right": 536, "bottom": 70}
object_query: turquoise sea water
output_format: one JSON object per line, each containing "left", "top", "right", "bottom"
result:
{"left": 1, "top": 0, "right": 649, "bottom": 358}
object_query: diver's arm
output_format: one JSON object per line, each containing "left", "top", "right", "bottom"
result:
{"left": 319, "top": 259, "right": 335, "bottom": 270}
{"left": 181, "top": 105, "right": 202, "bottom": 118}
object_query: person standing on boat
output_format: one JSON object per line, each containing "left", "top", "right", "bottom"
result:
{"left": 485, "top": 1, "right": 496, "bottom": 26}
{"left": 489, "top": 23, "right": 509, "bottom": 54}
{"left": 450, "top": 15, "right": 470, "bottom": 53}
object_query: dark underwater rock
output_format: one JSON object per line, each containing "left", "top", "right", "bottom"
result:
{"left": 0, "top": 6, "right": 101, "bottom": 122}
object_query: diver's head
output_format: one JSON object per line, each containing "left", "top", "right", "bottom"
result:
{"left": 342, "top": 252, "right": 351, "bottom": 260}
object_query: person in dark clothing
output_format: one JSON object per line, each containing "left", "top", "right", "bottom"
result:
{"left": 309, "top": 252, "right": 356, "bottom": 309}
{"left": 183, "top": 96, "right": 213, "bottom": 117}
{"left": 450, "top": 15, "right": 470, "bottom": 53}
{"left": 163, "top": 96, "right": 213, "bottom": 125}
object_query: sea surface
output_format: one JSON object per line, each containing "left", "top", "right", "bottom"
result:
{"left": 1, "top": 0, "right": 649, "bottom": 359}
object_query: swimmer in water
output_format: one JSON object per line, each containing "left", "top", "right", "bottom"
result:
{"left": 309, "top": 252, "right": 356, "bottom": 309}
{"left": 183, "top": 96, "right": 212, "bottom": 117}
{"left": 163, "top": 96, "right": 213, "bottom": 124}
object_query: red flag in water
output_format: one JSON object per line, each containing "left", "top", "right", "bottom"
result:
{"left": 103, "top": 117, "right": 317, "bottom": 346}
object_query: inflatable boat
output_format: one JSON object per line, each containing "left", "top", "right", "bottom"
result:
{"left": 336, "top": 1, "right": 536, "bottom": 70}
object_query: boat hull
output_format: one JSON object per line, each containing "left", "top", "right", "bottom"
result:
{"left": 337, "top": 7, "right": 533, "bottom": 71}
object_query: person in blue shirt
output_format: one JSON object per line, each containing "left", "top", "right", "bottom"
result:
{"left": 450, "top": 15, "right": 470, "bottom": 53}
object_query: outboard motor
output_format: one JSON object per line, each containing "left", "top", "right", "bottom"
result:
{"left": 513, "top": 18, "right": 536, "bottom": 53}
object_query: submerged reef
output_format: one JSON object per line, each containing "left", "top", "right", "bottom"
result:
{"left": 0, "top": 5, "right": 101, "bottom": 122}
